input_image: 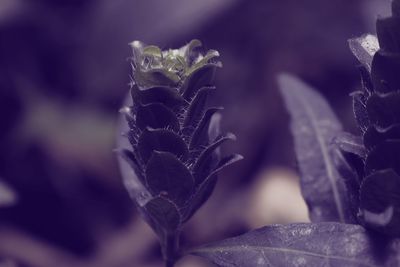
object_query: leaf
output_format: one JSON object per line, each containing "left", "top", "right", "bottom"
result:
{"left": 348, "top": 34, "right": 379, "bottom": 72}
{"left": 182, "top": 64, "right": 219, "bottom": 100}
{"left": 146, "top": 151, "right": 194, "bottom": 206}
{"left": 376, "top": 17, "right": 400, "bottom": 54}
{"left": 189, "top": 107, "right": 223, "bottom": 149}
{"left": 182, "top": 154, "right": 243, "bottom": 221}
{"left": 117, "top": 149, "right": 152, "bottom": 207}
{"left": 330, "top": 145, "right": 362, "bottom": 218}
{"left": 278, "top": 73, "right": 355, "bottom": 223}
{"left": 137, "top": 128, "right": 189, "bottom": 163}
{"left": 183, "top": 86, "right": 215, "bottom": 128}
{"left": 367, "top": 92, "right": 400, "bottom": 129}
{"left": 360, "top": 169, "right": 400, "bottom": 236}
{"left": 332, "top": 132, "right": 367, "bottom": 159}
{"left": 192, "top": 222, "right": 400, "bottom": 267}
{"left": 192, "top": 133, "right": 236, "bottom": 185}
{"left": 352, "top": 90, "right": 371, "bottom": 133}
{"left": 143, "top": 196, "right": 181, "bottom": 234}
{"left": 363, "top": 124, "right": 400, "bottom": 151}
{"left": 0, "top": 180, "right": 17, "bottom": 208}
{"left": 364, "top": 140, "right": 400, "bottom": 176}
{"left": 136, "top": 103, "right": 180, "bottom": 132}
{"left": 134, "top": 68, "right": 180, "bottom": 88}
{"left": 131, "top": 85, "right": 186, "bottom": 108}
{"left": 371, "top": 52, "right": 400, "bottom": 93}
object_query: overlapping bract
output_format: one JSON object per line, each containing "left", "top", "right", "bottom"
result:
{"left": 119, "top": 40, "right": 242, "bottom": 240}
{"left": 344, "top": 2, "right": 400, "bottom": 236}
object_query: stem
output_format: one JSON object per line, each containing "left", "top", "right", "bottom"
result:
{"left": 162, "top": 232, "right": 180, "bottom": 267}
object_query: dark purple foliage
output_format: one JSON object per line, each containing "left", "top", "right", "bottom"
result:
{"left": 118, "top": 40, "right": 242, "bottom": 264}
{"left": 345, "top": 1, "right": 400, "bottom": 237}
{"left": 192, "top": 3, "right": 400, "bottom": 266}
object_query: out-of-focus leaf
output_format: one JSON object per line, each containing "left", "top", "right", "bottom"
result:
{"left": 331, "top": 145, "right": 362, "bottom": 218}
{"left": 278, "top": 73, "right": 355, "bottom": 223}
{"left": 360, "top": 169, "right": 400, "bottom": 236}
{"left": 348, "top": 34, "right": 379, "bottom": 72}
{"left": 146, "top": 151, "right": 194, "bottom": 206}
{"left": 394, "top": 0, "right": 400, "bottom": 17}
{"left": 0, "top": 180, "right": 17, "bottom": 208}
{"left": 192, "top": 222, "right": 400, "bottom": 267}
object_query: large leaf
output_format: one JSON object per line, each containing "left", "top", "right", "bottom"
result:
{"left": 278, "top": 74, "right": 354, "bottom": 223}
{"left": 192, "top": 223, "right": 400, "bottom": 267}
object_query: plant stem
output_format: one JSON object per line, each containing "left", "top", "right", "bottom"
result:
{"left": 162, "top": 232, "right": 180, "bottom": 267}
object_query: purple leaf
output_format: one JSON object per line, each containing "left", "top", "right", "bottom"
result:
{"left": 181, "top": 64, "right": 219, "bottom": 100}
{"left": 352, "top": 90, "right": 371, "bottom": 133}
{"left": 137, "top": 128, "right": 189, "bottom": 163}
{"left": 364, "top": 140, "right": 400, "bottom": 177}
{"left": 143, "top": 196, "right": 181, "bottom": 234}
{"left": 371, "top": 52, "right": 400, "bottom": 93}
{"left": 192, "top": 133, "right": 236, "bottom": 185}
{"left": 136, "top": 103, "right": 180, "bottom": 132}
{"left": 376, "top": 17, "right": 400, "bottom": 54}
{"left": 192, "top": 223, "right": 400, "bottom": 267}
{"left": 146, "top": 151, "right": 194, "bottom": 206}
{"left": 363, "top": 124, "right": 400, "bottom": 151}
{"left": 367, "top": 92, "right": 400, "bottom": 129}
{"left": 360, "top": 169, "right": 400, "bottom": 236}
{"left": 278, "top": 74, "right": 355, "bottom": 223}
{"left": 332, "top": 132, "right": 367, "bottom": 159}
{"left": 189, "top": 107, "right": 224, "bottom": 149}
{"left": 183, "top": 86, "right": 215, "bottom": 128}
{"left": 131, "top": 85, "right": 187, "bottom": 108}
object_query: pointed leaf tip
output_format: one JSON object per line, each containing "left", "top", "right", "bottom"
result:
{"left": 278, "top": 73, "right": 355, "bottom": 223}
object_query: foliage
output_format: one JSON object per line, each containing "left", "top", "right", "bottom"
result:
{"left": 118, "top": 40, "right": 242, "bottom": 266}
{"left": 191, "top": 1, "right": 400, "bottom": 266}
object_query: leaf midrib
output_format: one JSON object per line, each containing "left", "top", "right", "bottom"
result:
{"left": 196, "top": 245, "right": 379, "bottom": 267}
{"left": 295, "top": 89, "right": 345, "bottom": 222}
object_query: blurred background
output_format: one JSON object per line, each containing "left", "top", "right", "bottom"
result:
{"left": 0, "top": 0, "right": 391, "bottom": 266}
